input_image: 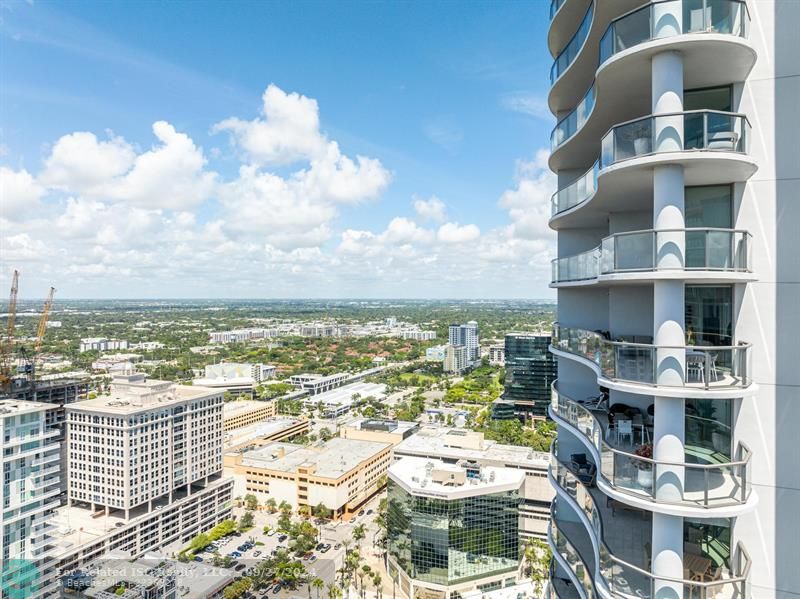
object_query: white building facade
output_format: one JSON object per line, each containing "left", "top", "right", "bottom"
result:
{"left": 0, "top": 400, "right": 62, "bottom": 598}
{"left": 66, "top": 373, "right": 225, "bottom": 518}
{"left": 448, "top": 321, "right": 480, "bottom": 362}
{"left": 546, "top": 1, "right": 798, "bottom": 598}
{"left": 443, "top": 344, "right": 470, "bottom": 374}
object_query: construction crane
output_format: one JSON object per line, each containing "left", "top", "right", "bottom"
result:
{"left": 0, "top": 270, "right": 19, "bottom": 393}
{"left": 35, "top": 287, "right": 55, "bottom": 354}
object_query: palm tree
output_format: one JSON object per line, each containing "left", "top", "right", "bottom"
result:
{"left": 311, "top": 577, "right": 325, "bottom": 599}
{"left": 352, "top": 523, "right": 366, "bottom": 547}
{"left": 372, "top": 572, "right": 382, "bottom": 599}
{"left": 359, "top": 565, "right": 371, "bottom": 597}
{"left": 328, "top": 583, "right": 342, "bottom": 599}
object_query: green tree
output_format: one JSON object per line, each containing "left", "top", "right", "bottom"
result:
{"left": 311, "top": 577, "right": 325, "bottom": 599}
{"left": 266, "top": 497, "right": 278, "bottom": 513}
{"left": 352, "top": 523, "right": 366, "bottom": 547}
{"left": 238, "top": 511, "right": 254, "bottom": 531}
{"left": 524, "top": 538, "right": 552, "bottom": 595}
{"left": 318, "top": 427, "right": 333, "bottom": 441}
{"left": 243, "top": 493, "right": 259, "bottom": 511}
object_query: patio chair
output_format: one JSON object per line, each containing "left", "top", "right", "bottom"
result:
{"left": 616, "top": 420, "right": 633, "bottom": 445}
{"left": 570, "top": 453, "right": 597, "bottom": 486}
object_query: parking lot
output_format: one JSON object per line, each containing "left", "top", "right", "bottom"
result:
{"left": 187, "top": 494, "right": 385, "bottom": 598}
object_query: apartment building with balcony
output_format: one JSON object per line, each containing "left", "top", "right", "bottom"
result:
{"left": 0, "top": 400, "right": 62, "bottom": 599}
{"left": 545, "top": 1, "right": 797, "bottom": 597}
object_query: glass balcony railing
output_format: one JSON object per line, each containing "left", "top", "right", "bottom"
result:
{"left": 548, "top": 512, "right": 596, "bottom": 598}
{"left": 549, "top": 435, "right": 752, "bottom": 597}
{"left": 600, "top": 110, "right": 750, "bottom": 168}
{"left": 551, "top": 0, "right": 749, "bottom": 150}
{"left": 551, "top": 161, "right": 599, "bottom": 217}
{"left": 550, "top": 3, "right": 594, "bottom": 84}
{"left": 551, "top": 228, "right": 752, "bottom": 283}
{"left": 551, "top": 323, "right": 751, "bottom": 389}
{"left": 599, "top": 0, "right": 749, "bottom": 65}
{"left": 551, "top": 247, "right": 600, "bottom": 283}
{"left": 550, "top": 382, "right": 754, "bottom": 507}
{"left": 551, "top": 83, "right": 596, "bottom": 150}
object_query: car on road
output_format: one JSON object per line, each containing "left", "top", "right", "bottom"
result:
{"left": 235, "top": 564, "right": 247, "bottom": 571}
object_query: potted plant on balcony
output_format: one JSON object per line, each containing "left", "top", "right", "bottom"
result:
{"left": 622, "top": 120, "right": 652, "bottom": 156}
{"left": 633, "top": 443, "right": 654, "bottom": 489}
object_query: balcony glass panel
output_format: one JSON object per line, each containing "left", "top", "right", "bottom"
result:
{"left": 600, "top": 111, "right": 750, "bottom": 168}
{"left": 551, "top": 248, "right": 599, "bottom": 283}
{"left": 549, "top": 383, "right": 753, "bottom": 507}
{"left": 549, "top": 0, "right": 565, "bottom": 20}
{"left": 551, "top": 84, "right": 596, "bottom": 150}
{"left": 550, "top": 3, "right": 593, "bottom": 84}
{"left": 548, "top": 516, "right": 595, "bottom": 598}
{"left": 600, "top": 0, "right": 749, "bottom": 64}
{"left": 551, "top": 161, "right": 599, "bottom": 217}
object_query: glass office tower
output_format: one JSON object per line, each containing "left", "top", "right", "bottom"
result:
{"left": 494, "top": 333, "right": 557, "bottom": 420}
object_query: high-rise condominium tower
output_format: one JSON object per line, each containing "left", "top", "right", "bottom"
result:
{"left": 545, "top": 1, "right": 797, "bottom": 597}
{"left": 449, "top": 321, "right": 480, "bottom": 363}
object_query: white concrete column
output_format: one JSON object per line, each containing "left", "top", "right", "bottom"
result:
{"left": 651, "top": 48, "right": 686, "bottom": 599}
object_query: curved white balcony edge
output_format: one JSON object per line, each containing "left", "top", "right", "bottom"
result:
{"left": 547, "top": 519, "right": 592, "bottom": 599}
{"left": 548, "top": 345, "right": 759, "bottom": 400}
{"left": 552, "top": 33, "right": 755, "bottom": 157}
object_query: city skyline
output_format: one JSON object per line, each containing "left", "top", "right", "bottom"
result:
{"left": 0, "top": 1, "right": 558, "bottom": 299}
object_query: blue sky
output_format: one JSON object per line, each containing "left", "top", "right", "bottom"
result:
{"left": 0, "top": 0, "right": 557, "bottom": 299}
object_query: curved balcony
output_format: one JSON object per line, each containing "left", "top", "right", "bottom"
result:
{"left": 600, "top": 110, "right": 749, "bottom": 169}
{"left": 599, "top": 0, "right": 749, "bottom": 65}
{"left": 548, "top": 509, "right": 596, "bottom": 599}
{"left": 549, "top": 383, "right": 755, "bottom": 512}
{"left": 550, "top": 0, "right": 754, "bottom": 164}
{"left": 550, "top": 110, "right": 755, "bottom": 224}
{"left": 550, "top": 3, "right": 594, "bottom": 85}
{"left": 551, "top": 228, "right": 752, "bottom": 286}
{"left": 551, "top": 323, "right": 752, "bottom": 392}
{"left": 549, "top": 441, "right": 753, "bottom": 597}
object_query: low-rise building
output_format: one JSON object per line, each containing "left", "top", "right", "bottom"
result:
{"left": 340, "top": 418, "right": 419, "bottom": 446}
{"left": 425, "top": 345, "right": 447, "bottom": 362}
{"left": 303, "top": 381, "right": 387, "bottom": 418}
{"left": 208, "top": 328, "right": 279, "bottom": 344}
{"left": 400, "top": 330, "right": 437, "bottom": 341}
{"left": 193, "top": 362, "right": 277, "bottom": 397}
{"left": 387, "top": 457, "right": 524, "bottom": 599}
{"left": 79, "top": 338, "right": 129, "bottom": 353}
{"left": 230, "top": 438, "right": 391, "bottom": 519}
{"left": 63, "top": 551, "right": 234, "bottom": 598}
{"left": 223, "top": 399, "right": 277, "bottom": 431}
{"left": 443, "top": 344, "right": 470, "bottom": 374}
{"left": 393, "top": 427, "right": 553, "bottom": 540}
{"left": 488, "top": 344, "right": 505, "bottom": 366}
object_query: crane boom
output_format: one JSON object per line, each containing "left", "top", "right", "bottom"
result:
{"left": 35, "top": 287, "right": 55, "bottom": 354}
{"left": 1, "top": 270, "right": 20, "bottom": 391}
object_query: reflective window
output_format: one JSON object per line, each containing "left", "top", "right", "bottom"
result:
{"left": 386, "top": 480, "right": 520, "bottom": 586}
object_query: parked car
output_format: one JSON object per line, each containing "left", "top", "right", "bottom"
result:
{"left": 366, "top": 509, "right": 373, "bottom": 515}
{"left": 253, "top": 550, "right": 262, "bottom": 557}
{"left": 267, "top": 530, "right": 276, "bottom": 537}
{"left": 358, "top": 510, "right": 365, "bottom": 516}
{"left": 334, "top": 543, "right": 342, "bottom": 550}
{"left": 309, "top": 555, "right": 317, "bottom": 562}
{"left": 277, "top": 535, "right": 287, "bottom": 542}
{"left": 193, "top": 556, "right": 203, "bottom": 562}
{"left": 320, "top": 544, "right": 331, "bottom": 553}
{"left": 272, "top": 584, "right": 282, "bottom": 594}
{"left": 235, "top": 563, "right": 247, "bottom": 571}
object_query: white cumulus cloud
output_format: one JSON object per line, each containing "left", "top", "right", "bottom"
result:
{"left": 413, "top": 195, "right": 447, "bottom": 223}
{"left": 437, "top": 222, "right": 480, "bottom": 244}
{"left": 0, "top": 167, "right": 45, "bottom": 219}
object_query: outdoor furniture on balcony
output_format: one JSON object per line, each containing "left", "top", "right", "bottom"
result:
{"left": 570, "top": 453, "right": 597, "bottom": 487}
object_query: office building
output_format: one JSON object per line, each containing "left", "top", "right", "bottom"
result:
{"left": 340, "top": 418, "right": 419, "bottom": 446}
{"left": 498, "top": 333, "right": 557, "bottom": 420}
{"left": 0, "top": 400, "right": 62, "bottom": 599}
{"left": 193, "top": 362, "right": 276, "bottom": 397}
{"left": 65, "top": 373, "right": 225, "bottom": 518}
{"left": 393, "top": 427, "right": 553, "bottom": 539}
{"left": 443, "top": 344, "right": 470, "bottom": 374}
{"left": 545, "top": 1, "right": 796, "bottom": 597}
{"left": 230, "top": 437, "right": 391, "bottom": 519}
{"left": 386, "top": 457, "right": 524, "bottom": 599}
{"left": 223, "top": 417, "right": 310, "bottom": 459}
{"left": 400, "top": 330, "right": 437, "bottom": 341}
{"left": 208, "top": 328, "right": 279, "bottom": 344}
{"left": 448, "top": 321, "right": 480, "bottom": 362}
{"left": 302, "top": 381, "right": 387, "bottom": 417}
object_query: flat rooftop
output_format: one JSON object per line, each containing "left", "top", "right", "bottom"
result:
{"left": 223, "top": 400, "right": 274, "bottom": 418}
{"left": 305, "top": 381, "right": 386, "bottom": 406}
{"left": 67, "top": 374, "right": 220, "bottom": 414}
{"left": 224, "top": 418, "right": 305, "bottom": 449}
{"left": 345, "top": 418, "right": 418, "bottom": 435}
{"left": 394, "top": 426, "right": 549, "bottom": 468}
{"left": 0, "top": 399, "right": 52, "bottom": 416}
{"left": 389, "top": 456, "right": 524, "bottom": 497}
{"left": 76, "top": 551, "right": 234, "bottom": 599}
{"left": 240, "top": 437, "right": 390, "bottom": 479}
